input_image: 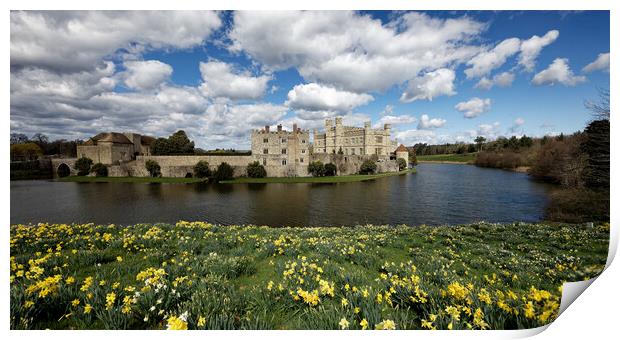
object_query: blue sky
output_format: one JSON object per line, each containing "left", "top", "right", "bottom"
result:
{"left": 10, "top": 10, "right": 610, "bottom": 148}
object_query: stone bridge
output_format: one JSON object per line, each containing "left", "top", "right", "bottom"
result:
{"left": 51, "top": 158, "right": 78, "bottom": 177}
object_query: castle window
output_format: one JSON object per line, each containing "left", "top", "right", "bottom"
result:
{"left": 352, "top": 148, "right": 355, "bottom": 155}
{"left": 302, "top": 149, "right": 306, "bottom": 154}
{"left": 282, "top": 149, "right": 287, "bottom": 154}
{"left": 282, "top": 159, "right": 287, "bottom": 165}
{"left": 263, "top": 159, "right": 267, "bottom": 166}
{"left": 360, "top": 148, "right": 363, "bottom": 154}
{"left": 375, "top": 136, "right": 383, "bottom": 143}
{"left": 281, "top": 138, "right": 287, "bottom": 143}
{"left": 300, "top": 158, "right": 304, "bottom": 163}
{"left": 263, "top": 138, "right": 268, "bottom": 143}
{"left": 263, "top": 149, "right": 268, "bottom": 154}
{"left": 302, "top": 140, "right": 306, "bottom": 143}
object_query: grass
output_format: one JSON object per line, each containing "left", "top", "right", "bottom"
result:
{"left": 10, "top": 221, "right": 609, "bottom": 330}
{"left": 416, "top": 153, "right": 477, "bottom": 163}
{"left": 219, "top": 169, "right": 416, "bottom": 184}
{"left": 57, "top": 176, "right": 206, "bottom": 184}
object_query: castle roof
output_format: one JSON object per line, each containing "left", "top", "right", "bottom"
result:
{"left": 396, "top": 144, "right": 408, "bottom": 152}
{"left": 140, "top": 135, "right": 156, "bottom": 145}
{"left": 89, "top": 132, "right": 133, "bottom": 145}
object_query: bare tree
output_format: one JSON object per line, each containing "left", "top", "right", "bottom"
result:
{"left": 585, "top": 87, "right": 610, "bottom": 120}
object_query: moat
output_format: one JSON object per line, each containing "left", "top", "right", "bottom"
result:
{"left": 10, "top": 163, "right": 554, "bottom": 226}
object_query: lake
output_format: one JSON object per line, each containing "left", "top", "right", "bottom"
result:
{"left": 10, "top": 163, "right": 554, "bottom": 227}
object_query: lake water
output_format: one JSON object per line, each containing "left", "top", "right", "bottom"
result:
{"left": 10, "top": 163, "right": 554, "bottom": 227}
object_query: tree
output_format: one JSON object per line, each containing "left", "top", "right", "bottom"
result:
{"left": 168, "top": 130, "right": 195, "bottom": 154}
{"left": 247, "top": 161, "right": 267, "bottom": 178}
{"left": 31, "top": 133, "right": 49, "bottom": 144}
{"left": 581, "top": 119, "right": 609, "bottom": 190}
{"left": 91, "top": 163, "right": 108, "bottom": 177}
{"left": 359, "top": 159, "right": 377, "bottom": 175}
{"left": 307, "top": 161, "right": 325, "bottom": 177}
{"left": 397, "top": 158, "right": 407, "bottom": 171}
{"left": 151, "top": 130, "right": 195, "bottom": 155}
{"left": 213, "top": 162, "right": 234, "bottom": 181}
{"left": 10, "top": 143, "right": 43, "bottom": 161}
{"left": 474, "top": 136, "right": 486, "bottom": 151}
{"left": 585, "top": 87, "right": 610, "bottom": 120}
{"left": 337, "top": 147, "right": 344, "bottom": 155}
{"left": 10, "top": 133, "right": 29, "bottom": 144}
{"left": 145, "top": 160, "right": 161, "bottom": 177}
{"left": 75, "top": 157, "right": 93, "bottom": 176}
{"left": 151, "top": 138, "right": 171, "bottom": 155}
{"left": 409, "top": 153, "right": 418, "bottom": 166}
{"left": 324, "top": 163, "right": 337, "bottom": 176}
{"left": 193, "top": 161, "right": 211, "bottom": 178}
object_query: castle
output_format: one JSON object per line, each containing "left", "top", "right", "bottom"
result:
{"left": 313, "top": 118, "right": 398, "bottom": 156}
{"left": 55, "top": 118, "right": 408, "bottom": 178}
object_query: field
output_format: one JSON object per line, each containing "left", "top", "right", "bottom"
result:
{"left": 220, "top": 169, "right": 415, "bottom": 184}
{"left": 416, "top": 153, "right": 477, "bottom": 164}
{"left": 10, "top": 221, "right": 608, "bottom": 330}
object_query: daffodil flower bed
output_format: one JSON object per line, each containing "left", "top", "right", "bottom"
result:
{"left": 10, "top": 221, "right": 609, "bottom": 330}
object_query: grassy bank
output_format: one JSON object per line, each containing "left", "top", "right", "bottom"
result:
{"left": 417, "top": 153, "right": 477, "bottom": 164}
{"left": 10, "top": 221, "right": 608, "bottom": 330}
{"left": 219, "top": 169, "right": 416, "bottom": 184}
{"left": 57, "top": 176, "right": 206, "bottom": 184}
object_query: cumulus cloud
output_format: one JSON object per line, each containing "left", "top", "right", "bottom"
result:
{"left": 417, "top": 114, "right": 447, "bottom": 130}
{"left": 400, "top": 69, "right": 456, "bottom": 102}
{"left": 229, "top": 11, "right": 484, "bottom": 92}
{"left": 11, "top": 11, "right": 222, "bottom": 73}
{"left": 123, "top": 60, "right": 172, "bottom": 90}
{"left": 374, "top": 115, "right": 417, "bottom": 128}
{"left": 455, "top": 97, "right": 492, "bottom": 118}
{"left": 476, "top": 122, "right": 502, "bottom": 139}
{"left": 464, "top": 38, "right": 521, "bottom": 78}
{"left": 518, "top": 30, "right": 559, "bottom": 71}
{"left": 532, "top": 58, "right": 586, "bottom": 86}
{"left": 582, "top": 52, "right": 610, "bottom": 73}
{"left": 475, "top": 72, "right": 515, "bottom": 90}
{"left": 285, "top": 83, "right": 373, "bottom": 112}
{"left": 199, "top": 59, "right": 272, "bottom": 100}
{"left": 508, "top": 117, "right": 525, "bottom": 134}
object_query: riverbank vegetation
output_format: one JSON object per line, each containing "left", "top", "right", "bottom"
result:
{"left": 221, "top": 169, "right": 415, "bottom": 184}
{"left": 10, "top": 221, "right": 608, "bottom": 330}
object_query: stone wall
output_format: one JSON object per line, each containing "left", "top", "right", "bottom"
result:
{"left": 310, "top": 154, "right": 398, "bottom": 175}
{"left": 135, "top": 155, "right": 254, "bottom": 177}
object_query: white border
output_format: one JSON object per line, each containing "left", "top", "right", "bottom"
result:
{"left": 3, "top": 1, "right": 617, "bottom": 340}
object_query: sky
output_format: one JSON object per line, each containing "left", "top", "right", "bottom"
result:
{"left": 10, "top": 10, "right": 610, "bottom": 149}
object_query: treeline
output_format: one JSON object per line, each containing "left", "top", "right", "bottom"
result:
{"left": 10, "top": 133, "right": 81, "bottom": 160}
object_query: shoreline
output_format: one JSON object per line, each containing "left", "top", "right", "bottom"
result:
{"left": 220, "top": 168, "right": 416, "bottom": 184}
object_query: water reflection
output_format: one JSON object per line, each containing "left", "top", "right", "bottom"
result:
{"left": 10, "top": 164, "right": 554, "bottom": 227}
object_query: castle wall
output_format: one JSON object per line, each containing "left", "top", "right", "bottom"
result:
{"left": 311, "top": 154, "right": 398, "bottom": 175}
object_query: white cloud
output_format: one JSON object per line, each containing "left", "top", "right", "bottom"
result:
{"left": 379, "top": 104, "right": 394, "bottom": 116}
{"left": 400, "top": 68, "right": 456, "bottom": 102}
{"left": 475, "top": 72, "right": 515, "bottom": 90}
{"left": 582, "top": 52, "right": 610, "bottom": 73}
{"left": 374, "top": 115, "right": 417, "bottom": 128}
{"left": 508, "top": 117, "right": 525, "bottom": 134}
{"left": 464, "top": 38, "right": 521, "bottom": 78}
{"left": 417, "top": 114, "right": 447, "bottom": 130}
{"left": 285, "top": 83, "right": 373, "bottom": 112}
{"left": 11, "top": 11, "right": 222, "bottom": 73}
{"left": 395, "top": 129, "right": 440, "bottom": 145}
{"left": 199, "top": 59, "right": 272, "bottom": 100}
{"left": 476, "top": 122, "right": 502, "bottom": 139}
{"left": 455, "top": 97, "right": 492, "bottom": 118}
{"left": 532, "top": 58, "right": 586, "bottom": 86}
{"left": 518, "top": 30, "right": 559, "bottom": 71}
{"left": 229, "top": 11, "right": 485, "bottom": 92}
{"left": 123, "top": 60, "right": 172, "bottom": 91}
